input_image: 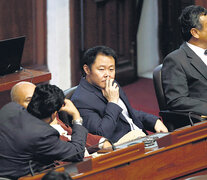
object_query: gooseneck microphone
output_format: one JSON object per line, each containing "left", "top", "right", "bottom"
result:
{"left": 188, "top": 112, "right": 194, "bottom": 126}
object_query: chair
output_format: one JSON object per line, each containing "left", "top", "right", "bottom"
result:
{"left": 153, "top": 64, "right": 204, "bottom": 131}
{"left": 63, "top": 86, "right": 78, "bottom": 99}
{"left": 58, "top": 86, "right": 78, "bottom": 125}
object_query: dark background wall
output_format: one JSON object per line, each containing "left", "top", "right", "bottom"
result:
{"left": 0, "top": 0, "right": 207, "bottom": 107}
{"left": 0, "top": 0, "right": 47, "bottom": 70}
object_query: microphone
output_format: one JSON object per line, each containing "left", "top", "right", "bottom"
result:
{"left": 188, "top": 112, "right": 194, "bottom": 126}
{"left": 29, "top": 160, "right": 35, "bottom": 176}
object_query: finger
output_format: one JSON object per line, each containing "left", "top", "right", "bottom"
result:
{"left": 113, "top": 81, "right": 117, "bottom": 87}
{"left": 109, "top": 79, "right": 114, "bottom": 88}
{"left": 106, "top": 77, "right": 110, "bottom": 89}
{"left": 115, "top": 84, "right": 119, "bottom": 89}
{"left": 112, "top": 80, "right": 118, "bottom": 89}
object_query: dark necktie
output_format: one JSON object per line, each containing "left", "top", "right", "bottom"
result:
{"left": 204, "top": 50, "right": 207, "bottom": 55}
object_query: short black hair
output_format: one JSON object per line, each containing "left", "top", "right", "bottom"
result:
{"left": 27, "top": 84, "right": 65, "bottom": 119}
{"left": 81, "top": 45, "right": 117, "bottom": 76}
{"left": 41, "top": 170, "right": 72, "bottom": 180}
{"left": 179, "top": 5, "right": 207, "bottom": 41}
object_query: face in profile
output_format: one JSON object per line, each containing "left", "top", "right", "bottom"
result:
{"left": 15, "top": 83, "right": 36, "bottom": 108}
{"left": 84, "top": 54, "right": 116, "bottom": 89}
{"left": 196, "top": 15, "right": 207, "bottom": 45}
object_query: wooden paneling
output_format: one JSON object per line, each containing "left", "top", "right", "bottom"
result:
{"left": 69, "top": 0, "right": 82, "bottom": 86}
{"left": 195, "top": 0, "right": 207, "bottom": 7}
{"left": 158, "top": 0, "right": 195, "bottom": 62}
{"left": 158, "top": 0, "right": 207, "bottom": 62}
{"left": 0, "top": 0, "right": 47, "bottom": 108}
{"left": 70, "top": 0, "right": 138, "bottom": 86}
{"left": 0, "top": 0, "right": 47, "bottom": 69}
{"left": 84, "top": 0, "right": 137, "bottom": 86}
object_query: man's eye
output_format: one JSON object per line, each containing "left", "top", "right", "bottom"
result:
{"left": 25, "top": 98, "right": 32, "bottom": 103}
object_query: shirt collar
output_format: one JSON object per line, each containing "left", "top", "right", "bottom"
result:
{"left": 186, "top": 42, "right": 206, "bottom": 56}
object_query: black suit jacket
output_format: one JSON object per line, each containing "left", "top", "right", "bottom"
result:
{"left": 71, "top": 78, "right": 158, "bottom": 143}
{"left": 162, "top": 42, "right": 207, "bottom": 115}
{"left": 0, "top": 102, "right": 88, "bottom": 179}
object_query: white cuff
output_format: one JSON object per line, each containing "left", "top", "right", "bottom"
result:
{"left": 98, "top": 137, "right": 106, "bottom": 149}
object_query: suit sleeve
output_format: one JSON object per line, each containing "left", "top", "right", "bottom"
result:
{"left": 162, "top": 55, "right": 207, "bottom": 115}
{"left": 34, "top": 124, "right": 88, "bottom": 162}
{"left": 58, "top": 115, "right": 105, "bottom": 153}
{"left": 131, "top": 108, "right": 158, "bottom": 132}
{"left": 77, "top": 102, "right": 123, "bottom": 140}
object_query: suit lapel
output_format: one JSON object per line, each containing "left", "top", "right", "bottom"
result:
{"left": 80, "top": 77, "right": 108, "bottom": 103}
{"left": 119, "top": 88, "right": 135, "bottom": 123}
{"left": 80, "top": 78, "right": 129, "bottom": 123}
{"left": 119, "top": 89, "right": 144, "bottom": 128}
{"left": 182, "top": 43, "right": 207, "bottom": 80}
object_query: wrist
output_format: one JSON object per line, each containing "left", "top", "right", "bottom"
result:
{"left": 108, "top": 98, "right": 119, "bottom": 104}
{"left": 72, "top": 117, "right": 83, "bottom": 125}
{"left": 71, "top": 111, "right": 81, "bottom": 120}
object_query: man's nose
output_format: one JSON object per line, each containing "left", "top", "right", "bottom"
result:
{"left": 105, "top": 70, "right": 110, "bottom": 77}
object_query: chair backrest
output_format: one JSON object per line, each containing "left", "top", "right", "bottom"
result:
{"left": 64, "top": 86, "right": 78, "bottom": 99}
{"left": 152, "top": 64, "right": 167, "bottom": 111}
{"left": 59, "top": 86, "right": 78, "bottom": 125}
{"left": 153, "top": 64, "right": 204, "bottom": 131}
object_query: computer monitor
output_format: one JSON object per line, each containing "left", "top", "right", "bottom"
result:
{"left": 0, "top": 36, "right": 25, "bottom": 76}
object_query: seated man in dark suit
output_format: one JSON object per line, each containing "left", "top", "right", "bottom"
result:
{"left": 162, "top": 5, "right": 207, "bottom": 117}
{"left": 10, "top": 81, "right": 112, "bottom": 155}
{"left": 0, "top": 84, "right": 88, "bottom": 179}
{"left": 71, "top": 45, "right": 168, "bottom": 143}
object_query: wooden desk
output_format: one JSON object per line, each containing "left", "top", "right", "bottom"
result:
{"left": 20, "top": 122, "right": 207, "bottom": 180}
{"left": 0, "top": 68, "right": 51, "bottom": 92}
{"left": 0, "top": 69, "right": 51, "bottom": 108}
{"left": 18, "top": 121, "right": 207, "bottom": 180}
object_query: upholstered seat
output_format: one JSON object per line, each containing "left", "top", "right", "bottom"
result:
{"left": 153, "top": 64, "right": 204, "bottom": 131}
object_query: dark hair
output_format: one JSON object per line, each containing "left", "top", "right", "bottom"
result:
{"left": 27, "top": 84, "right": 65, "bottom": 119}
{"left": 179, "top": 5, "right": 207, "bottom": 41}
{"left": 81, "top": 45, "right": 117, "bottom": 76}
{"left": 41, "top": 170, "right": 72, "bottom": 180}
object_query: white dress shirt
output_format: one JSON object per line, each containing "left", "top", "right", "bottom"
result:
{"left": 117, "top": 98, "right": 144, "bottom": 132}
{"left": 187, "top": 42, "right": 207, "bottom": 65}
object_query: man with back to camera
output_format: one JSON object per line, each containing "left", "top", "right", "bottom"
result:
{"left": 0, "top": 84, "right": 88, "bottom": 179}
{"left": 10, "top": 81, "right": 112, "bottom": 154}
{"left": 162, "top": 5, "right": 207, "bottom": 117}
{"left": 71, "top": 45, "right": 168, "bottom": 143}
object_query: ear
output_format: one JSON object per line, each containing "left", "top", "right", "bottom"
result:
{"left": 83, "top": 64, "right": 91, "bottom": 75}
{"left": 190, "top": 28, "right": 199, "bottom": 39}
{"left": 51, "top": 111, "right": 57, "bottom": 121}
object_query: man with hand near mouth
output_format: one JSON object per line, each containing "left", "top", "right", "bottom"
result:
{"left": 71, "top": 46, "right": 168, "bottom": 143}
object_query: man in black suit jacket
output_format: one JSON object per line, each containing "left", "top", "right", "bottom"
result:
{"left": 71, "top": 46, "right": 168, "bottom": 143}
{"left": 162, "top": 5, "right": 207, "bottom": 116}
{"left": 0, "top": 84, "right": 87, "bottom": 179}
